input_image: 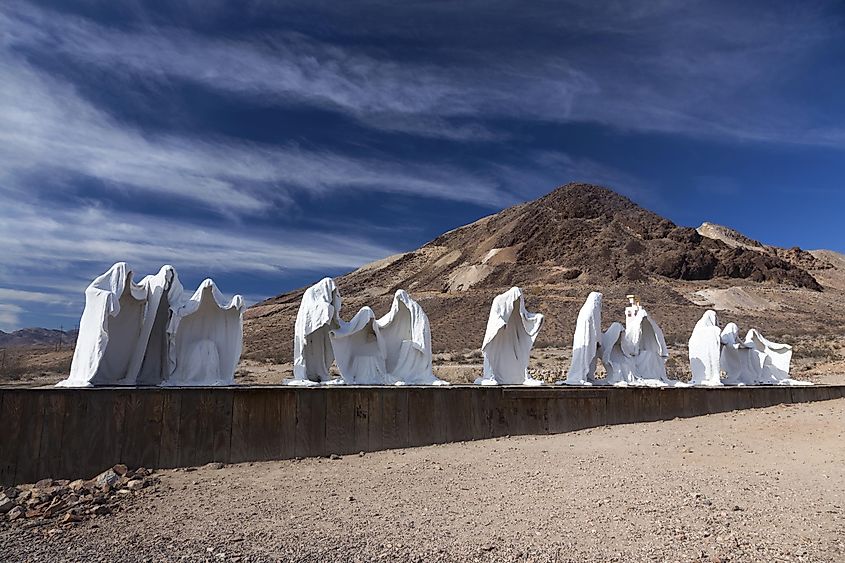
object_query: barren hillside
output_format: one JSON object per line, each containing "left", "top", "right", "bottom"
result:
{"left": 244, "top": 184, "right": 844, "bottom": 364}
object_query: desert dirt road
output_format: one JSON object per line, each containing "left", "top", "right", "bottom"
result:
{"left": 2, "top": 398, "right": 844, "bottom": 562}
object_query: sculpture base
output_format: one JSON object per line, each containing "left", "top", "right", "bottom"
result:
{"left": 1, "top": 384, "right": 842, "bottom": 486}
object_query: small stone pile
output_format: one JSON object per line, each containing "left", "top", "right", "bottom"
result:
{"left": 0, "top": 464, "right": 158, "bottom": 525}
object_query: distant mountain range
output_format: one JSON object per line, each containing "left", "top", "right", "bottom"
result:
{"left": 0, "top": 328, "right": 78, "bottom": 348}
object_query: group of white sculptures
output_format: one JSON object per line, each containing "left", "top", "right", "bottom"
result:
{"left": 292, "top": 279, "right": 804, "bottom": 387}
{"left": 58, "top": 263, "right": 245, "bottom": 387}
{"left": 563, "top": 292, "right": 673, "bottom": 387}
{"left": 291, "top": 278, "right": 447, "bottom": 386}
{"left": 61, "top": 263, "right": 804, "bottom": 387}
{"left": 688, "top": 310, "right": 800, "bottom": 386}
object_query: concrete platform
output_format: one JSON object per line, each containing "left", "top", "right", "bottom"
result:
{"left": 1, "top": 385, "right": 842, "bottom": 486}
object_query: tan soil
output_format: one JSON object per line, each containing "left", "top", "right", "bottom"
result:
{"left": 2, "top": 398, "right": 843, "bottom": 562}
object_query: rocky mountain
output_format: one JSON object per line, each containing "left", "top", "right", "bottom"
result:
{"left": 0, "top": 328, "right": 78, "bottom": 348}
{"left": 697, "top": 222, "right": 830, "bottom": 274}
{"left": 244, "top": 183, "right": 844, "bottom": 363}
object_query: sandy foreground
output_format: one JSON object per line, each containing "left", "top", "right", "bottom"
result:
{"left": 2, "top": 399, "right": 844, "bottom": 563}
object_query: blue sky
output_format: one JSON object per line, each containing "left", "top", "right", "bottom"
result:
{"left": 1, "top": 0, "right": 844, "bottom": 331}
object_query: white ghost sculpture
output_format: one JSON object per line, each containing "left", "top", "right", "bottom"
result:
{"left": 563, "top": 292, "right": 603, "bottom": 385}
{"left": 600, "top": 322, "right": 637, "bottom": 385}
{"left": 744, "top": 329, "right": 800, "bottom": 385}
{"left": 476, "top": 287, "right": 544, "bottom": 386}
{"left": 330, "top": 307, "right": 388, "bottom": 385}
{"left": 126, "top": 265, "right": 183, "bottom": 386}
{"left": 602, "top": 316, "right": 675, "bottom": 387}
{"left": 688, "top": 310, "right": 723, "bottom": 386}
{"left": 375, "top": 290, "right": 448, "bottom": 385}
{"left": 163, "top": 279, "right": 245, "bottom": 386}
{"left": 291, "top": 278, "right": 343, "bottom": 385}
{"left": 59, "top": 263, "right": 177, "bottom": 387}
{"left": 624, "top": 307, "right": 672, "bottom": 386}
{"left": 719, "top": 323, "right": 758, "bottom": 385}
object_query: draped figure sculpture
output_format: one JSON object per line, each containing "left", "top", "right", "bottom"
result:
{"left": 564, "top": 292, "right": 603, "bottom": 385}
{"left": 721, "top": 324, "right": 800, "bottom": 385}
{"left": 689, "top": 310, "right": 723, "bottom": 386}
{"left": 600, "top": 322, "right": 637, "bottom": 385}
{"left": 624, "top": 306, "right": 672, "bottom": 386}
{"left": 720, "top": 322, "right": 758, "bottom": 385}
{"left": 330, "top": 307, "right": 389, "bottom": 385}
{"left": 59, "top": 262, "right": 245, "bottom": 387}
{"left": 689, "top": 311, "right": 801, "bottom": 386}
{"left": 163, "top": 279, "right": 245, "bottom": 386}
{"left": 375, "top": 290, "right": 448, "bottom": 385}
{"left": 291, "top": 278, "right": 343, "bottom": 385}
{"left": 476, "top": 287, "right": 544, "bottom": 385}
{"left": 58, "top": 263, "right": 179, "bottom": 387}
{"left": 744, "top": 329, "right": 796, "bottom": 384}
{"left": 563, "top": 293, "right": 674, "bottom": 386}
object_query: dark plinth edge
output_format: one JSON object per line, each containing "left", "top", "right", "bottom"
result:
{"left": 0, "top": 384, "right": 841, "bottom": 486}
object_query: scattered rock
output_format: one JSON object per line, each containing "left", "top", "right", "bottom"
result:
{"left": 1, "top": 466, "right": 159, "bottom": 527}
{"left": 68, "top": 479, "right": 86, "bottom": 492}
{"left": 329, "top": 454, "right": 342, "bottom": 460}
{"left": 59, "top": 512, "right": 82, "bottom": 524}
{"left": 34, "top": 478, "right": 53, "bottom": 490}
{"left": 95, "top": 469, "right": 120, "bottom": 489}
{"left": 205, "top": 462, "right": 225, "bottom": 470}
{"left": 6, "top": 506, "right": 23, "bottom": 521}
{"left": 126, "top": 480, "right": 144, "bottom": 491}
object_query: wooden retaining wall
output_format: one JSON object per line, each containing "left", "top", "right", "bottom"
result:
{"left": 1, "top": 385, "right": 843, "bottom": 486}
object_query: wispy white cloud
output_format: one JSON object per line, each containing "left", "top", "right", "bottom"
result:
{"left": 0, "top": 288, "right": 69, "bottom": 304}
{"left": 0, "top": 196, "right": 399, "bottom": 277}
{"left": 0, "top": 54, "right": 508, "bottom": 212}
{"left": 3, "top": 1, "right": 841, "bottom": 146}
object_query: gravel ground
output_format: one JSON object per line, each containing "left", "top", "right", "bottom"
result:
{"left": 2, "top": 399, "right": 843, "bottom": 562}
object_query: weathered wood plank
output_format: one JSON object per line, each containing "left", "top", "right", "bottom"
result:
{"left": 295, "top": 389, "right": 327, "bottom": 458}
{"left": 547, "top": 395, "right": 606, "bottom": 433}
{"left": 408, "top": 388, "right": 444, "bottom": 447}
{"left": 658, "top": 388, "right": 690, "bottom": 420}
{"left": 366, "top": 389, "right": 384, "bottom": 452}
{"left": 230, "top": 389, "right": 255, "bottom": 463}
{"left": 487, "top": 388, "right": 512, "bottom": 438}
{"left": 157, "top": 390, "right": 182, "bottom": 469}
{"left": 273, "top": 389, "right": 297, "bottom": 461}
{"left": 444, "top": 387, "right": 474, "bottom": 442}
{"left": 13, "top": 391, "right": 45, "bottom": 484}
{"left": 210, "top": 390, "right": 234, "bottom": 463}
{"left": 747, "top": 387, "right": 790, "bottom": 409}
{"left": 37, "top": 392, "right": 68, "bottom": 480}
{"left": 120, "top": 390, "right": 164, "bottom": 470}
{"left": 56, "top": 390, "right": 87, "bottom": 480}
{"left": 231, "top": 388, "right": 295, "bottom": 463}
{"left": 73, "top": 390, "right": 126, "bottom": 480}
{"left": 352, "top": 389, "right": 371, "bottom": 453}
{"left": 381, "top": 388, "right": 409, "bottom": 450}
{"left": 0, "top": 391, "right": 23, "bottom": 485}
{"left": 606, "top": 388, "right": 661, "bottom": 425}
{"left": 177, "top": 390, "right": 217, "bottom": 467}
{"left": 469, "top": 388, "right": 494, "bottom": 440}
{"left": 326, "top": 388, "right": 356, "bottom": 456}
